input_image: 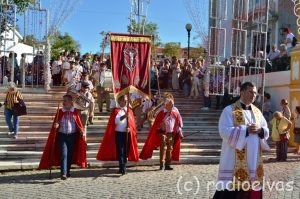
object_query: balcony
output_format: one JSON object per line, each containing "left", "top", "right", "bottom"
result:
{"left": 246, "top": 56, "right": 291, "bottom": 73}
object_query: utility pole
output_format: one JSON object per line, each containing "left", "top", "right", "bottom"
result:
{"left": 130, "top": 0, "right": 150, "bottom": 34}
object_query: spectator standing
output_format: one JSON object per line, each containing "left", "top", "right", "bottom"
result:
{"left": 281, "top": 99, "right": 291, "bottom": 120}
{"left": 4, "top": 82, "right": 23, "bottom": 139}
{"left": 170, "top": 56, "right": 181, "bottom": 91}
{"left": 159, "top": 59, "right": 170, "bottom": 89}
{"left": 270, "top": 111, "right": 292, "bottom": 161}
{"left": 51, "top": 55, "right": 62, "bottom": 86}
{"left": 283, "top": 28, "right": 296, "bottom": 55}
{"left": 179, "top": 63, "right": 192, "bottom": 98}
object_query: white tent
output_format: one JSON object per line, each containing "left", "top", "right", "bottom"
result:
{"left": 7, "top": 43, "right": 36, "bottom": 64}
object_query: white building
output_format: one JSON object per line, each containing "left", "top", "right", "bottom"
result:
{"left": 0, "top": 26, "right": 36, "bottom": 64}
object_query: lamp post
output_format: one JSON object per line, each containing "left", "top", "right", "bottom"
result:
{"left": 185, "top": 23, "right": 192, "bottom": 60}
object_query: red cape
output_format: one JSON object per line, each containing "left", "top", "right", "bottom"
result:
{"left": 139, "top": 109, "right": 182, "bottom": 161}
{"left": 39, "top": 108, "right": 87, "bottom": 169}
{"left": 96, "top": 107, "right": 139, "bottom": 161}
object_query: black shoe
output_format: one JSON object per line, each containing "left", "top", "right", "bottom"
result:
{"left": 121, "top": 168, "right": 126, "bottom": 175}
{"left": 165, "top": 166, "right": 173, "bottom": 170}
{"left": 88, "top": 119, "right": 93, "bottom": 125}
{"left": 159, "top": 165, "right": 165, "bottom": 171}
{"left": 67, "top": 173, "right": 71, "bottom": 178}
{"left": 61, "top": 175, "right": 67, "bottom": 180}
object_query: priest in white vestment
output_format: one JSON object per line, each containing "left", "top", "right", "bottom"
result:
{"left": 213, "top": 82, "right": 269, "bottom": 199}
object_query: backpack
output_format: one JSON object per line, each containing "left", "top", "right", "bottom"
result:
{"left": 292, "top": 36, "right": 297, "bottom": 47}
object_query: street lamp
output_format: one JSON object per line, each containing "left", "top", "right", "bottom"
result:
{"left": 185, "top": 23, "right": 192, "bottom": 60}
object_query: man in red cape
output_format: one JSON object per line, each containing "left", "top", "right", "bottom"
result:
{"left": 139, "top": 96, "right": 183, "bottom": 170}
{"left": 39, "top": 94, "right": 87, "bottom": 179}
{"left": 96, "top": 94, "right": 139, "bottom": 175}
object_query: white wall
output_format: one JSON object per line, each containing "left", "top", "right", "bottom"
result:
{"left": 264, "top": 70, "right": 291, "bottom": 112}
{"left": 0, "top": 29, "right": 22, "bottom": 54}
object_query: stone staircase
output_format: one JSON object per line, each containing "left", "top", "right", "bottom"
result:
{"left": 0, "top": 86, "right": 277, "bottom": 171}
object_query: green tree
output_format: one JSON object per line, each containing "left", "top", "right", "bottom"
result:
{"left": 100, "top": 31, "right": 110, "bottom": 54}
{"left": 4, "top": 0, "right": 35, "bottom": 13}
{"left": 127, "top": 20, "right": 161, "bottom": 56}
{"left": 162, "top": 42, "right": 181, "bottom": 58}
{"left": 1, "top": 0, "right": 34, "bottom": 33}
{"left": 22, "top": 34, "right": 39, "bottom": 47}
{"left": 189, "top": 46, "right": 206, "bottom": 59}
{"left": 127, "top": 20, "right": 160, "bottom": 40}
{"left": 50, "top": 32, "right": 80, "bottom": 59}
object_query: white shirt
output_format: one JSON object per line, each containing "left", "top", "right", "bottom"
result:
{"left": 74, "top": 64, "right": 83, "bottom": 75}
{"left": 115, "top": 107, "right": 128, "bottom": 132}
{"left": 286, "top": 33, "right": 295, "bottom": 48}
{"left": 62, "top": 61, "right": 70, "bottom": 70}
{"left": 76, "top": 80, "right": 94, "bottom": 91}
{"left": 267, "top": 49, "right": 280, "bottom": 60}
{"left": 164, "top": 112, "right": 177, "bottom": 133}
{"left": 51, "top": 60, "right": 62, "bottom": 75}
{"left": 160, "top": 107, "right": 183, "bottom": 134}
{"left": 99, "top": 70, "right": 113, "bottom": 88}
{"left": 64, "top": 69, "right": 74, "bottom": 82}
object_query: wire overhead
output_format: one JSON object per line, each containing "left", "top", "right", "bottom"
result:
{"left": 48, "top": 0, "right": 81, "bottom": 36}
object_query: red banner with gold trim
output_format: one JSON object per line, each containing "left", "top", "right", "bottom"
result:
{"left": 110, "top": 33, "right": 151, "bottom": 98}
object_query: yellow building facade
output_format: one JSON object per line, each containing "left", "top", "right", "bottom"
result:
{"left": 289, "top": 39, "right": 300, "bottom": 146}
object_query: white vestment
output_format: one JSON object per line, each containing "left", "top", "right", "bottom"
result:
{"left": 216, "top": 102, "right": 269, "bottom": 190}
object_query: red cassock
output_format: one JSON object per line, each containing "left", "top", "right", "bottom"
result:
{"left": 38, "top": 108, "right": 87, "bottom": 169}
{"left": 96, "top": 108, "right": 139, "bottom": 161}
{"left": 139, "top": 110, "right": 182, "bottom": 161}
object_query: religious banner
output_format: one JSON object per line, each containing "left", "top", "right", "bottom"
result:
{"left": 110, "top": 33, "right": 152, "bottom": 99}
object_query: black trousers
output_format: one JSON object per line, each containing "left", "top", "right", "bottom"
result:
{"left": 115, "top": 131, "right": 127, "bottom": 171}
{"left": 213, "top": 190, "right": 262, "bottom": 199}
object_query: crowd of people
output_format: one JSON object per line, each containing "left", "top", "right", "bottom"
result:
{"left": 0, "top": 51, "right": 45, "bottom": 86}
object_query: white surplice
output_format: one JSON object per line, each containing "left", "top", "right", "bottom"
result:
{"left": 216, "top": 103, "right": 269, "bottom": 190}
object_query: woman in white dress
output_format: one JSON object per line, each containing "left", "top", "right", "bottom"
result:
{"left": 170, "top": 56, "right": 180, "bottom": 91}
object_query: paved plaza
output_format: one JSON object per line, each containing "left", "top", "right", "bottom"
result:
{"left": 0, "top": 157, "right": 300, "bottom": 199}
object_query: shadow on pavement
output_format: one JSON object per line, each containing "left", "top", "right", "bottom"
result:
{"left": 0, "top": 165, "right": 164, "bottom": 184}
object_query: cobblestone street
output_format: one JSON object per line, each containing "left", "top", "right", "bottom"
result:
{"left": 0, "top": 159, "right": 300, "bottom": 199}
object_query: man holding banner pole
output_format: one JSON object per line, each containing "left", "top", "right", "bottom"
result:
{"left": 96, "top": 33, "right": 152, "bottom": 174}
{"left": 96, "top": 94, "right": 137, "bottom": 175}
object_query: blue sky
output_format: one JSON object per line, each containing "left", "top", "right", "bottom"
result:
{"left": 19, "top": 0, "right": 208, "bottom": 54}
